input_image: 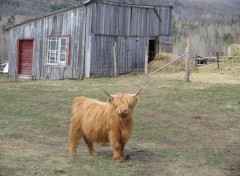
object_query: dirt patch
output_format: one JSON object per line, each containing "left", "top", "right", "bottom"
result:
{"left": 1, "top": 139, "right": 67, "bottom": 157}
{"left": 225, "top": 144, "right": 240, "bottom": 176}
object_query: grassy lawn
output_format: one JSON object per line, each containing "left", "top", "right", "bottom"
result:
{"left": 0, "top": 72, "right": 240, "bottom": 176}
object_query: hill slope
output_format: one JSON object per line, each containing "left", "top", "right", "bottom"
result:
{"left": 0, "top": 0, "right": 239, "bottom": 61}
{"left": 1, "top": 0, "right": 239, "bottom": 20}
{"left": 0, "top": 0, "right": 81, "bottom": 17}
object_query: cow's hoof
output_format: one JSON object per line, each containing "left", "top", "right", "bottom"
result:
{"left": 114, "top": 159, "right": 122, "bottom": 163}
{"left": 90, "top": 150, "right": 97, "bottom": 156}
{"left": 69, "top": 151, "right": 77, "bottom": 156}
{"left": 70, "top": 153, "right": 76, "bottom": 157}
{"left": 114, "top": 157, "right": 124, "bottom": 163}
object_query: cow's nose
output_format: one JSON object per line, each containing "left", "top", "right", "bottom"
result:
{"left": 120, "top": 109, "right": 128, "bottom": 114}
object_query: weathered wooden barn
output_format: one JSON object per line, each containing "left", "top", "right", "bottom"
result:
{"left": 7, "top": 0, "right": 173, "bottom": 80}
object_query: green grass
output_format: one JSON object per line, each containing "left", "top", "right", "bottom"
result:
{"left": 0, "top": 73, "right": 240, "bottom": 176}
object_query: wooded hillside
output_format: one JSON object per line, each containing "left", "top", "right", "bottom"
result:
{"left": 172, "top": 0, "right": 240, "bottom": 56}
{"left": 0, "top": 0, "right": 239, "bottom": 61}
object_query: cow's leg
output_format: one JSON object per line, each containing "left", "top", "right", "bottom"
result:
{"left": 120, "top": 143, "right": 125, "bottom": 159}
{"left": 112, "top": 142, "right": 124, "bottom": 162}
{"left": 69, "top": 118, "right": 82, "bottom": 156}
{"left": 83, "top": 136, "right": 97, "bottom": 156}
{"left": 109, "top": 132, "right": 123, "bottom": 162}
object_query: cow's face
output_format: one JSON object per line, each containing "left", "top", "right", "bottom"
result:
{"left": 108, "top": 94, "right": 138, "bottom": 117}
{"left": 105, "top": 90, "right": 141, "bottom": 117}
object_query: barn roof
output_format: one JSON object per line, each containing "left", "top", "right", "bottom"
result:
{"left": 6, "top": 0, "right": 172, "bottom": 30}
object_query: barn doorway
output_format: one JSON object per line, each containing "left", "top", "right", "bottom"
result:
{"left": 148, "top": 38, "right": 157, "bottom": 63}
{"left": 17, "top": 40, "right": 33, "bottom": 75}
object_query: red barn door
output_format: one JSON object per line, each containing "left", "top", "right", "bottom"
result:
{"left": 17, "top": 40, "right": 33, "bottom": 75}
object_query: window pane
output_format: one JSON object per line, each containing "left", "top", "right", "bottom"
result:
{"left": 60, "top": 54, "right": 66, "bottom": 62}
{"left": 51, "top": 40, "right": 58, "bottom": 50}
{"left": 61, "top": 38, "right": 66, "bottom": 46}
{"left": 49, "top": 52, "right": 57, "bottom": 64}
{"left": 61, "top": 46, "right": 66, "bottom": 53}
{"left": 61, "top": 38, "right": 67, "bottom": 53}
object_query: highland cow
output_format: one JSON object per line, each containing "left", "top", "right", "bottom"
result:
{"left": 69, "top": 90, "right": 141, "bottom": 162}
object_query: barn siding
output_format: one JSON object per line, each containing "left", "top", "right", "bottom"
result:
{"left": 8, "top": 1, "right": 173, "bottom": 80}
{"left": 8, "top": 30, "right": 17, "bottom": 78}
{"left": 159, "top": 36, "right": 173, "bottom": 53}
{"left": 91, "top": 3, "right": 172, "bottom": 37}
{"left": 8, "top": 5, "right": 88, "bottom": 80}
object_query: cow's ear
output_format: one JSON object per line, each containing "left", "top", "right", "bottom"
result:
{"left": 108, "top": 97, "right": 114, "bottom": 104}
{"left": 133, "top": 97, "right": 138, "bottom": 104}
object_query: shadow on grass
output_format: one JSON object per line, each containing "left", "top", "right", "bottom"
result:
{"left": 96, "top": 147, "right": 168, "bottom": 163}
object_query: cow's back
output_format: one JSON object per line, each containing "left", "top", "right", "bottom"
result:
{"left": 72, "top": 96, "right": 110, "bottom": 143}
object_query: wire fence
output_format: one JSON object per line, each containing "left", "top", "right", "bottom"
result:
{"left": 89, "top": 49, "right": 146, "bottom": 77}
{"left": 90, "top": 57, "right": 145, "bottom": 77}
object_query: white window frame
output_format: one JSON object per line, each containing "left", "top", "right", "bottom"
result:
{"left": 47, "top": 37, "right": 69, "bottom": 66}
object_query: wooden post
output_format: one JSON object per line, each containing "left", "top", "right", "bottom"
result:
{"left": 145, "top": 46, "right": 148, "bottom": 76}
{"left": 216, "top": 52, "right": 219, "bottom": 69}
{"left": 184, "top": 38, "right": 190, "bottom": 82}
{"left": 85, "top": 36, "right": 91, "bottom": 78}
{"left": 113, "top": 41, "right": 118, "bottom": 77}
{"left": 195, "top": 55, "right": 197, "bottom": 66}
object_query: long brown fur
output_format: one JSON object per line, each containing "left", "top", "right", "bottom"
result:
{"left": 69, "top": 92, "right": 139, "bottom": 162}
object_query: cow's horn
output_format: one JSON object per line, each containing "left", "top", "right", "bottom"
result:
{"left": 104, "top": 91, "right": 112, "bottom": 97}
{"left": 133, "top": 89, "right": 142, "bottom": 97}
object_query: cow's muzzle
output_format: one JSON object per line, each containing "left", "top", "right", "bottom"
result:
{"left": 119, "top": 109, "right": 128, "bottom": 117}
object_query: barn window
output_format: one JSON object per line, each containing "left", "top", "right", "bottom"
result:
{"left": 47, "top": 37, "right": 69, "bottom": 65}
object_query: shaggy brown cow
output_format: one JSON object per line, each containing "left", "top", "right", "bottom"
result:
{"left": 69, "top": 90, "right": 141, "bottom": 162}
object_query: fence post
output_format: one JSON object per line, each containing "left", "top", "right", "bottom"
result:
{"left": 184, "top": 38, "right": 190, "bottom": 82}
{"left": 145, "top": 46, "right": 148, "bottom": 76}
{"left": 216, "top": 52, "right": 219, "bottom": 69}
{"left": 195, "top": 55, "right": 197, "bottom": 66}
{"left": 113, "top": 41, "right": 118, "bottom": 77}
